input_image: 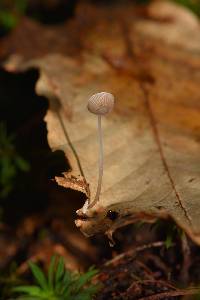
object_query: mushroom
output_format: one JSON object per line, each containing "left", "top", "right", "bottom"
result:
{"left": 87, "top": 92, "right": 115, "bottom": 209}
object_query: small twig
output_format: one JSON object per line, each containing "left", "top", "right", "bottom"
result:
{"left": 133, "top": 260, "right": 155, "bottom": 280}
{"left": 104, "top": 241, "right": 165, "bottom": 266}
{"left": 144, "top": 253, "right": 170, "bottom": 277}
{"left": 180, "top": 232, "right": 191, "bottom": 284}
{"left": 135, "top": 279, "right": 176, "bottom": 290}
{"left": 138, "top": 288, "right": 199, "bottom": 300}
{"left": 125, "top": 279, "right": 176, "bottom": 297}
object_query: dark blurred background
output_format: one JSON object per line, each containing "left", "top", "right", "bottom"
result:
{"left": 0, "top": 0, "right": 199, "bottom": 36}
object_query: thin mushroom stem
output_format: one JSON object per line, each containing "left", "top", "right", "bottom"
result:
{"left": 89, "top": 115, "right": 103, "bottom": 208}
{"left": 87, "top": 92, "right": 114, "bottom": 210}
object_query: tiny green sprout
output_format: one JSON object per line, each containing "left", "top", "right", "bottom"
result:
{"left": 13, "top": 255, "right": 101, "bottom": 300}
{"left": 165, "top": 233, "right": 173, "bottom": 249}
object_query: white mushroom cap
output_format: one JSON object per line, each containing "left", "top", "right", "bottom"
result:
{"left": 87, "top": 92, "right": 114, "bottom": 115}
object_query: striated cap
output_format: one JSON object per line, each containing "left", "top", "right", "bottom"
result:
{"left": 87, "top": 92, "right": 114, "bottom": 115}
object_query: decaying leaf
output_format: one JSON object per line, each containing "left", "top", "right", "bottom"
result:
{"left": 3, "top": 1, "right": 200, "bottom": 244}
{"left": 55, "top": 172, "right": 90, "bottom": 198}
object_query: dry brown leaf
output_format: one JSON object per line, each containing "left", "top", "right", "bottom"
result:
{"left": 3, "top": 1, "right": 200, "bottom": 244}
{"left": 55, "top": 172, "right": 90, "bottom": 198}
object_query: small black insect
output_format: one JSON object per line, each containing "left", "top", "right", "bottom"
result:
{"left": 106, "top": 210, "right": 119, "bottom": 221}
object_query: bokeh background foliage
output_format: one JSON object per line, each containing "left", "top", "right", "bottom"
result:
{"left": 0, "top": 0, "right": 199, "bottom": 34}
